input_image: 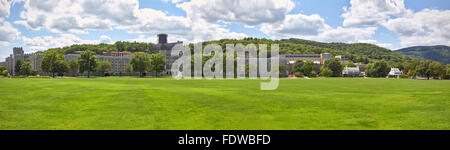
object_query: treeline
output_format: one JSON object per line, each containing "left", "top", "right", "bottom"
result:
{"left": 281, "top": 38, "right": 411, "bottom": 62}
{"left": 194, "top": 38, "right": 411, "bottom": 64}
{"left": 363, "top": 59, "right": 449, "bottom": 79}
{"left": 13, "top": 50, "right": 168, "bottom": 78}
{"left": 35, "top": 41, "right": 155, "bottom": 55}
{"left": 34, "top": 37, "right": 411, "bottom": 65}
{"left": 396, "top": 45, "right": 450, "bottom": 65}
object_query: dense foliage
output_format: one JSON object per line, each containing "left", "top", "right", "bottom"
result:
{"left": 37, "top": 41, "right": 155, "bottom": 55}
{"left": 78, "top": 50, "right": 98, "bottom": 78}
{"left": 322, "top": 58, "right": 344, "bottom": 77}
{"left": 366, "top": 61, "right": 390, "bottom": 78}
{"left": 396, "top": 45, "right": 449, "bottom": 65}
{"left": 41, "top": 50, "right": 69, "bottom": 77}
{"left": 149, "top": 53, "right": 168, "bottom": 76}
{"left": 96, "top": 61, "right": 112, "bottom": 76}
{"left": 130, "top": 52, "right": 151, "bottom": 77}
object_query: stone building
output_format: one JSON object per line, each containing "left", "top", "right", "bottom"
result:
{"left": 0, "top": 34, "right": 182, "bottom": 77}
{"left": 280, "top": 53, "right": 332, "bottom": 75}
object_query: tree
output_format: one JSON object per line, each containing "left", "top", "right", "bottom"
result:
{"left": 415, "top": 60, "right": 432, "bottom": 80}
{"left": 443, "top": 64, "right": 450, "bottom": 79}
{"left": 292, "top": 60, "right": 304, "bottom": 75}
{"left": 30, "top": 70, "right": 38, "bottom": 76}
{"left": 346, "top": 63, "right": 357, "bottom": 67}
{"left": 20, "top": 61, "right": 32, "bottom": 76}
{"left": 320, "top": 66, "right": 333, "bottom": 77}
{"left": 69, "top": 59, "right": 79, "bottom": 77}
{"left": 279, "top": 63, "right": 287, "bottom": 77}
{"left": 78, "top": 50, "right": 98, "bottom": 78}
{"left": 130, "top": 52, "right": 151, "bottom": 77}
{"left": 428, "top": 61, "right": 444, "bottom": 79}
{"left": 125, "top": 63, "right": 133, "bottom": 76}
{"left": 41, "top": 50, "right": 69, "bottom": 77}
{"left": 1, "top": 70, "right": 8, "bottom": 76}
{"left": 14, "top": 60, "right": 24, "bottom": 76}
{"left": 323, "top": 58, "right": 344, "bottom": 77}
{"left": 0, "top": 66, "right": 6, "bottom": 76}
{"left": 97, "top": 60, "right": 111, "bottom": 76}
{"left": 301, "top": 60, "right": 315, "bottom": 77}
{"left": 366, "top": 60, "right": 390, "bottom": 78}
{"left": 55, "top": 60, "right": 69, "bottom": 77}
{"left": 149, "top": 53, "right": 168, "bottom": 77}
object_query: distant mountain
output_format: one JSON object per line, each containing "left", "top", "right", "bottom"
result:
{"left": 395, "top": 45, "right": 450, "bottom": 64}
{"left": 281, "top": 38, "right": 410, "bottom": 62}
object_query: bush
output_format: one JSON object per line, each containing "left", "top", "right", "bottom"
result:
{"left": 310, "top": 71, "right": 317, "bottom": 77}
{"left": 28, "top": 76, "right": 51, "bottom": 78}
{"left": 12, "top": 76, "right": 26, "bottom": 78}
{"left": 320, "top": 66, "right": 333, "bottom": 77}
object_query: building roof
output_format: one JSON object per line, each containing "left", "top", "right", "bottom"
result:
{"left": 342, "top": 66, "right": 360, "bottom": 74}
{"left": 280, "top": 54, "right": 320, "bottom": 58}
{"left": 388, "top": 68, "right": 403, "bottom": 76}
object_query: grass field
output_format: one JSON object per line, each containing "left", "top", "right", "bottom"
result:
{"left": 0, "top": 77, "right": 448, "bottom": 130}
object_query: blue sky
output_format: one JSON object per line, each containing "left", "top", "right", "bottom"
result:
{"left": 0, "top": 0, "right": 449, "bottom": 61}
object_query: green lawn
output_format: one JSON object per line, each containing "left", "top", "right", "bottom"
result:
{"left": 0, "top": 77, "right": 448, "bottom": 130}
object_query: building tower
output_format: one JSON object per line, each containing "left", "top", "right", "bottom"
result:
{"left": 320, "top": 53, "right": 332, "bottom": 64}
{"left": 158, "top": 33, "right": 168, "bottom": 44}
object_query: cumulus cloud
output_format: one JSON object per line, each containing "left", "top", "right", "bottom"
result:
{"left": 129, "top": 35, "right": 187, "bottom": 44}
{"left": 15, "top": 0, "right": 115, "bottom": 33}
{"left": 161, "top": 0, "right": 184, "bottom": 4}
{"left": 261, "top": 14, "right": 328, "bottom": 37}
{"left": 342, "top": 0, "right": 409, "bottom": 26}
{"left": 260, "top": 12, "right": 377, "bottom": 43}
{"left": 22, "top": 34, "right": 104, "bottom": 50}
{"left": 99, "top": 35, "right": 112, "bottom": 44}
{"left": 0, "top": 0, "right": 11, "bottom": 21}
{"left": 317, "top": 27, "right": 377, "bottom": 43}
{"left": 177, "top": 0, "right": 295, "bottom": 26}
{"left": 358, "top": 39, "right": 393, "bottom": 49}
{"left": 118, "top": 8, "right": 191, "bottom": 36}
{"left": 383, "top": 9, "right": 450, "bottom": 47}
{"left": 0, "top": 21, "right": 20, "bottom": 42}
{"left": 14, "top": 0, "right": 246, "bottom": 43}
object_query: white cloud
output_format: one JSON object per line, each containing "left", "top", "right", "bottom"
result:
{"left": 317, "top": 27, "right": 377, "bottom": 43}
{"left": 15, "top": 0, "right": 116, "bottom": 33}
{"left": 0, "top": 41, "right": 9, "bottom": 47}
{"left": 129, "top": 35, "right": 187, "bottom": 44}
{"left": 0, "top": 21, "right": 20, "bottom": 42}
{"left": 22, "top": 34, "right": 103, "bottom": 51}
{"left": 260, "top": 12, "right": 377, "bottom": 43}
{"left": 358, "top": 39, "right": 393, "bottom": 49}
{"left": 14, "top": 0, "right": 247, "bottom": 43}
{"left": 118, "top": 8, "right": 191, "bottom": 36}
{"left": 99, "top": 35, "right": 112, "bottom": 44}
{"left": 261, "top": 14, "right": 328, "bottom": 37}
{"left": 0, "top": 0, "right": 11, "bottom": 21}
{"left": 383, "top": 9, "right": 450, "bottom": 47}
{"left": 161, "top": 0, "right": 184, "bottom": 4}
{"left": 342, "top": 0, "right": 409, "bottom": 26}
{"left": 177, "top": 0, "right": 295, "bottom": 26}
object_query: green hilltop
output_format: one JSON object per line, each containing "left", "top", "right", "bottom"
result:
{"left": 35, "top": 38, "right": 414, "bottom": 64}
{"left": 395, "top": 45, "right": 450, "bottom": 65}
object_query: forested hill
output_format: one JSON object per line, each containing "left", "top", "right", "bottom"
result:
{"left": 201, "top": 38, "right": 412, "bottom": 63}
{"left": 35, "top": 41, "right": 155, "bottom": 55}
{"left": 395, "top": 45, "right": 450, "bottom": 65}
{"left": 35, "top": 37, "right": 413, "bottom": 63}
{"left": 281, "top": 38, "right": 409, "bottom": 62}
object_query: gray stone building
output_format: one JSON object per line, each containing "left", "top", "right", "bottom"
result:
{"left": 0, "top": 33, "right": 182, "bottom": 77}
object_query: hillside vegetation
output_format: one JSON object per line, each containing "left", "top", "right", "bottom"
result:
{"left": 34, "top": 38, "right": 413, "bottom": 64}
{"left": 396, "top": 45, "right": 450, "bottom": 64}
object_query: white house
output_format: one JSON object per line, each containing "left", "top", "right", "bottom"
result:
{"left": 387, "top": 68, "right": 403, "bottom": 78}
